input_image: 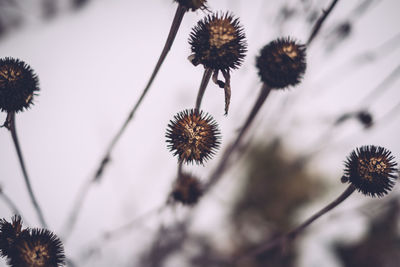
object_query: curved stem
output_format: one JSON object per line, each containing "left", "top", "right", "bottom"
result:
{"left": 236, "top": 185, "right": 356, "bottom": 262}
{"left": 195, "top": 68, "right": 213, "bottom": 111}
{"left": 93, "top": 4, "right": 187, "bottom": 182}
{"left": 204, "top": 84, "right": 271, "bottom": 191}
{"left": 7, "top": 112, "right": 48, "bottom": 228}
{"left": 61, "top": 4, "right": 187, "bottom": 239}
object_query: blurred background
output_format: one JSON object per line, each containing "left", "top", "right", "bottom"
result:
{"left": 0, "top": 0, "right": 399, "bottom": 266}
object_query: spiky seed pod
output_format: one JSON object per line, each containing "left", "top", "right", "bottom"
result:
{"left": 166, "top": 109, "right": 220, "bottom": 165}
{"left": 343, "top": 145, "right": 398, "bottom": 197}
{"left": 0, "top": 57, "right": 39, "bottom": 113}
{"left": 174, "top": 0, "right": 207, "bottom": 11}
{"left": 8, "top": 228, "right": 65, "bottom": 267}
{"left": 0, "top": 215, "right": 24, "bottom": 258}
{"left": 256, "top": 37, "right": 306, "bottom": 89}
{"left": 171, "top": 173, "right": 203, "bottom": 205}
{"left": 189, "top": 12, "right": 247, "bottom": 71}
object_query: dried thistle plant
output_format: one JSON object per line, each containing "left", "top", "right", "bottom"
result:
{"left": 166, "top": 109, "right": 220, "bottom": 165}
{"left": 189, "top": 11, "right": 247, "bottom": 114}
{"left": 0, "top": 57, "right": 47, "bottom": 228}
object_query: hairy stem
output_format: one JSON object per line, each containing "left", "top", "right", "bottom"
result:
{"left": 236, "top": 185, "right": 356, "bottom": 262}
{"left": 204, "top": 84, "right": 271, "bottom": 191}
{"left": 6, "top": 112, "right": 48, "bottom": 228}
{"left": 307, "top": 0, "right": 341, "bottom": 46}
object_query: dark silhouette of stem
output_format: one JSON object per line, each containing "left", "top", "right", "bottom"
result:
{"left": 93, "top": 4, "right": 187, "bottom": 182}
{"left": 307, "top": 0, "right": 340, "bottom": 46}
{"left": 195, "top": 68, "right": 213, "bottom": 110}
{"left": 6, "top": 112, "right": 48, "bottom": 228}
{"left": 236, "top": 185, "right": 356, "bottom": 263}
{"left": 204, "top": 84, "right": 271, "bottom": 191}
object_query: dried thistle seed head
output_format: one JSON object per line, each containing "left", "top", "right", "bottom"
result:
{"left": 189, "top": 12, "right": 247, "bottom": 71}
{"left": 256, "top": 37, "right": 306, "bottom": 89}
{"left": 0, "top": 57, "right": 39, "bottom": 113}
{"left": 9, "top": 228, "right": 65, "bottom": 267}
{"left": 0, "top": 215, "right": 24, "bottom": 258}
{"left": 174, "top": 0, "right": 207, "bottom": 11}
{"left": 166, "top": 109, "right": 220, "bottom": 165}
{"left": 171, "top": 173, "right": 203, "bottom": 205}
{"left": 343, "top": 145, "right": 398, "bottom": 197}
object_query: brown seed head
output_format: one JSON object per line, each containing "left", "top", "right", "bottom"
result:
{"left": 10, "top": 228, "right": 65, "bottom": 267}
{"left": 0, "top": 215, "right": 24, "bottom": 259}
{"left": 256, "top": 37, "right": 306, "bottom": 89}
{"left": 166, "top": 109, "right": 220, "bottom": 165}
{"left": 343, "top": 145, "right": 398, "bottom": 197}
{"left": 0, "top": 57, "right": 39, "bottom": 113}
{"left": 189, "top": 12, "right": 247, "bottom": 71}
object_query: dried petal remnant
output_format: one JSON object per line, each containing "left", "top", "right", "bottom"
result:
{"left": 166, "top": 109, "right": 220, "bottom": 164}
{"left": 0, "top": 57, "right": 39, "bottom": 113}
{"left": 256, "top": 38, "right": 306, "bottom": 89}
{"left": 343, "top": 145, "right": 398, "bottom": 197}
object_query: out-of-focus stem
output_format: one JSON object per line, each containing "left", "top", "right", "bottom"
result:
{"left": 236, "top": 185, "right": 356, "bottom": 262}
{"left": 204, "top": 84, "right": 272, "bottom": 191}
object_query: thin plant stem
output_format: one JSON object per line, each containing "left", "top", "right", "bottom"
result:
{"left": 177, "top": 161, "right": 184, "bottom": 178}
{"left": 62, "top": 4, "right": 187, "bottom": 239}
{"left": 195, "top": 68, "right": 213, "bottom": 111}
{"left": 61, "top": 177, "right": 92, "bottom": 240}
{"left": 6, "top": 112, "right": 48, "bottom": 228}
{"left": 236, "top": 185, "right": 356, "bottom": 263}
{"left": 93, "top": 4, "right": 187, "bottom": 182}
{"left": 307, "top": 0, "right": 341, "bottom": 46}
{"left": 204, "top": 84, "right": 271, "bottom": 191}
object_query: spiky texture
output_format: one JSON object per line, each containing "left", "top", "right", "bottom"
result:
{"left": 0, "top": 57, "right": 39, "bottom": 113}
{"left": 174, "top": 0, "right": 207, "bottom": 11}
{"left": 166, "top": 109, "right": 220, "bottom": 165}
{"left": 171, "top": 173, "right": 203, "bottom": 205}
{"left": 343, "top": 145, "right": 398, "bottom": 197}
{"left": 256, "top": 37, "right": 306, "bottom": 89}
{"left": 0, "top": 215, "right": 24, "bottom": 258}
{"left": 189, "top": 12, "right": 247, "bottom": 71}
{"left": 8, "top": 228, "right": 65, "bottom": 267}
